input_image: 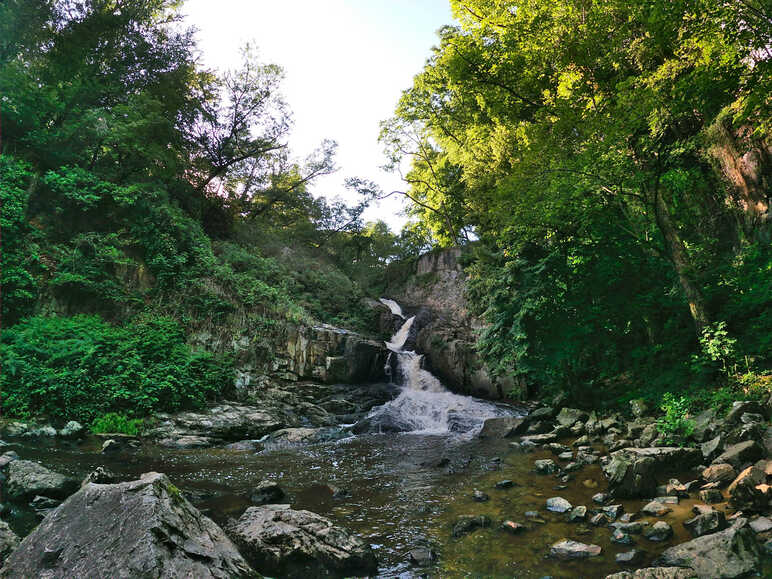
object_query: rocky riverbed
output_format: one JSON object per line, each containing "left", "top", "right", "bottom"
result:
{"left": 1, "top": 394, "right": 772, "bottom": 577}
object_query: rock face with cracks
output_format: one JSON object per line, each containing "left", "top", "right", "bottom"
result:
{"left": 0, "top": 472, "right": 254, "bottom": 578}
{"left": 227, "top": 504, "right": 377, "bottom": 578}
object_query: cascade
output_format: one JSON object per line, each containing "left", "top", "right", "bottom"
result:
{"left": 362, "top": 301, "right": 513, "bottom": 436}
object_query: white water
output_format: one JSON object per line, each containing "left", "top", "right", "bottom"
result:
{"left": 365, "top": 300, "right": 513, "bottom": 436}
{"left": 379, "top": 298, "right": 404, "bottom": 318}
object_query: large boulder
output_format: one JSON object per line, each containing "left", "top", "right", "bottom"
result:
{"left": 555, "top": 408, "right": 589, "bottom": 427}
{"left": 654, "top": 519, "right": 763, "bottom": 578}
{"left": 712, "top": 440, "right": 763, "bottom": 469}
{"left": 4, "top": 460, "right": 78, "bottom": 501}
{"left": 478, "top": 416, "right": 526, "bottom": 438}
{"left": 727, "top": 465, "right": 768, "bottom": 511}
{"left": 227, "top": 504, "right": 377, "bottom": 578}
{"left": 0, "top": 472, "right": 253, "bottom": 578}
{"left": 603, "top": 447, "right": 701, "bottom": 498}
{"left": 0, "top": 522, "right": 19, "bottom": 567}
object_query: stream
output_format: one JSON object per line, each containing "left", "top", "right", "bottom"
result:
{"left": 1, "top": 303, "right": 745, "bottom": 577}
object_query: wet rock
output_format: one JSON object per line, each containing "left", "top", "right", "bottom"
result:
{"left": 655, "top": 519, "right": 762, "bottom": 578}
{"left": 569, "top": 506, "right": 587, "bottom": 522}
{"left": 408, "top": 546, "right": 436, "bottom": 566}
{"left": 478, "top": 416, "right": 526, "bottom": 438}
{"left": 4, "top": 460, "right": 78, "bottom": 502}
{"left": 224, "top": 440, "right": 264, "bottom": 452}
{"left": 684, "top": 509, "right": 727, "bottom": 537}
{"left": 642, "top": 501, "right": 672, "bottom": 517}
{"left": 749, "top": 516, "right": 772, "bottom": 533}
{"left": 521, "top": 432, "right": 558, "bottom": 444}
{"left": 2, "top": 472, "right": 253, "bottom": 578}
{"left": 534, "top": 459, "right": 558, "bottom": 474}
{"left": 701, "top": 435, "right": 724, "bottom": 462}
{"left": 712, "top": 440, "right": 763, "bottom": 469}
{"left": 0, "top": 520, "right": 19, "bottom": 566}
{"left": 699, "top": 488, "right": 724, "bottom": 504}
{"left": 606, "top": 569, "right": 697, "bottom": 579}
{"left": 603, "top": 447, "right": 701, "bottom": 498}
{"left": 529, "top": 406, "right": 555, "bottom": 421}
{"left": 549, "top": 539, "right": 601, "bottom": 560}
{"left": 644, "top": 521, "right": 673, "bottom": 542}
{"left": 510, "top": 440, "right": 536, "bottom": 453}
{"left": 546, "top": 497, "right": 572, "bottom": 513}
{"left": 451, "top": 515, "right": 491, "bottom": 538}
{"left": 619, "top": 512, "right": 641, "bottom": 523}
{"left": 57, "top": 421, "right": 84, "bottom": 439}
{"left": 612, "top": 521, "right": 646, "bottom": 534}
{"left": 654, "top": 496, "right": 679, "bottom": 504}
{"left": 30, "top": 495, "right": 60, "bottom": 512}
{"left": 692, "top": 408, "right": 719, "bottom": 442}
{"left": 592, "top": 492, "right": 610, "bottom": 504}
{"left": 602, "top": 504, "right": 624, "bottom": 520}
{"left": 0, "top": 452, "right": 18, "bottom": 469}
{"left": 727, "top": 465, "right": 767, "bottom": 511}
{"left": 324, "top": 484, "right": 351, "bottom": 500}
{"left": 666, "top": 479, "right": 689, "bottom": 498}
{"left": 611, "top": 528, "right": 635, "bottom": 545}
{"left": 250, "top": 480, "right": 285, "bottom": 505}
{"left": 228, "top": 504, "right": 376, "bottom": 577}
{"left": 525, "top": 511, "right": 547, "bottom": 524}
{"left": 615, "top": 549, "right": 646, "bottom": 566}
{"left": 500, "top": 520, "right": 526, "bottom": 534}
{"left": 81, "top": 467, "right": 123, "bottom": 486}
{"left": 472, "top": 490, "right": 490, "bottom": 502}
{"left": 546, "top": 442, "right": 571, "bottom": 455}
{"left": 590, "top": 513, "right": 611, "bottom": 526}
{"left": 556, "top": 408, "right": 589, "bottom": 427}
{"left": 25, "top": 425, "right": 57, "bottom": 437}
{"left": 100, "top": 435, "right": 141, "bottom": 453}
{"left": 495, "top": 479, "right": 514, "bottom": 489}
{"left": 703, "top": 464, "right": 736, "bottom": 487}
{"left": 158, "top": 435, "right": 213, "bottom": 449}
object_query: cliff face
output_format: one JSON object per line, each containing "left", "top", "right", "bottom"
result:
{"left": 385, "top": 248, "right": 516, "bottom": 400}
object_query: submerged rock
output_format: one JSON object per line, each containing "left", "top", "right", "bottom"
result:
{"left": 452, "top": 515, "right": 491, "bottom": 538}
{"left": 549, "top": 539, "right": 601, "bottom": 560}
{"left": 534, "top": 459, "right": 558, "bottom": 474}
{"left": 472, "top": 489, "right": 489, "bottom": 502}
{"left": 614, "top": 549, "right": 646, "bottom": 566}
{"left": 227, "top": 504, "right": 377, "bottom": 578}
{"left": 408, "top": 546, "right": 436, "bottom": 566}
{"left": 499, "top": 520, "right": 526, "bottom": 534}
{"left": 1, "top": 472, "right": 253, "bottom": 578}
{"left": 4, "top": 460, "right": 78, "bottom": 502}
{"left": 655, "top": 519, "right": 762, "bottom": 578}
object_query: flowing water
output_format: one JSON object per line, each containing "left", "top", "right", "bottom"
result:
{"left": 4, "top": 302, "right": 759, "bottom": 577}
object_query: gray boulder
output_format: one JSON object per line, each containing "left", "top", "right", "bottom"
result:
{"left": 478, "top": 416, "right": 526, "bottom": 438}
{"left": 549, "top": 539, "right": 601, "bottom": 560}
{"left": 603, "top": 447, "right": 701, "bottom": 498}
{"left": 644, "top": 521, "right": 673, "bottom": 542}
{"left": 0, "top": 521, "right": 19, "bottom": 567}
{"left": 555, "top": 408, "right": 589, "bottom": 427}
{"left": 227, "top": 504, "right": 377, "bottom": 578}
{"left": 4, "top": 460, "right": 78, "bottom": 501}
{"left": 683, "top": 509, "right": 727, "bottom": 538}
{"left": 712, "top": 440, "right": 763, "bottom": 469}
{"left": 655, "top": 519, "right": 762, "bottom": 578}
{"left": 0, "top": 472, "right": 253, "bottom": 578}
{"left": 727, "top": 465, "right": 768, "bottom": 511}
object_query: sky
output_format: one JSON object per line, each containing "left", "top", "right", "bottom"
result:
{"left": 182, "top": 0, "right": 455, "bottom": 231}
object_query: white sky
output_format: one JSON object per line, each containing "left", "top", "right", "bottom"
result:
{"left": 182, "top": 0, "right": 455, "bottom": 232}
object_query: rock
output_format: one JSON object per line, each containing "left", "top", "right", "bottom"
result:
{"left": 81, "top": 467, "right": 122, "bottom": 486}
{"left": 749, "top": 516, "right": 772, "bottom": 533}
{"left": 612, "top": 528, "right": 636, "bottom": 545}
{"left": 700, "top": 435, "right": 724, "bottom": 462}
{"left": 549, "top": 539, "right": 601, "bottom": 560}
{"left": 521, "top": 432, "right": 558, "bottom": 444}
{"left": 665, "top": 479, "right": 689, "bottom": 498}
{"left": 619, "top": 512, "right": 641, "bottom": 523}
{"left": 602, "top": 504, "right": 624, "bottom": 520}
{"left": 727, "top": 465, "right": 768, "bottom": 511}
{"left": 556, "top": 408, "right": 589, "bottom": 427}
{"left": 25, "top": 425, "right": 57, "bottom": 437}
{"left": 629, "top": 399, "right": 650, "bottom": 418}
{"left": 603, "top": 447, "right": 701, "bottom": 498}
{"left": 702, "top": 464, "right": 736, "bottom": 487}
{"left": 655, "top": 519, "right": 762, "bottom": 578}
{"left": 699, "top": 488, "right": 724, "bottom": 504}
{"left": 408, "top": 546, "right": 436, "bottom": 566}
{"left": 534, "top": 459, "right": 558, "bottom": 474}
{"left": 642, "top": 501, "right": 672, "bottom": 517}
{"left": 569, "top": 506, "right": 587, "bottom": 522}
{"left": 684, "top": 509, "right": 727, "bottom": 537}
{"left": 639, "top": 424, "right": 659, "bottom": 446}
{"left": 612, "top": 522, "right": 646, "bottom": 534}
{"left": 593, "top": 492, "right": 610, "bottom": 504}
{"left": 524, "top": 511, "right": 547, "bottom": 524}
{"left": 726, "top": 401, "right": 765, "bottom": 424}
{"left": 4, "top": 460, "right": 78, "bottom": 501}
{"left": 223, "top": 440, "right": 264, "bottom": 451}
{"left": 0, "top": 521, "right": 19, "bottom": 566}
{"left": 451, "top": 515, "right": 491, "bottom": 538}
{"left": 529, "top": 406, "right": 555, "bottom": 421}
{"left": 478, "top": 416, "right": 526, "bottom": 438}
{"left": 500, "top": 520, "right": 526, "bottom": 534}
{"left": 99, "top": 435, "right": 141, "bottom": 453}
{"left": 227, "top": 504, "right": 376, "bottom": 577}
{"left": 712, "top": 440, "right": 763, "bottom": 469}
{"left": 250, "top": 480, "right": 285, "bottom": 505}
{"left": 158, "top": 435, "right": 213, "bottom": 449}
{"left": 57, "top": 421, "right": 84, "bottom": 439}
{"left": 472, "top": 489, "right": 489, "bottom": 502}
{"left": 495, "top": 479, "right": 514, "bottom": 489}
{"left": 606, "top": 569, "right": 697, "bottom": 579}
{"left": 615, "top": 549, "right": 646, "bottom": 566}
{"left": 546, "top": 497, "right": 572, "bottom": 513}
{"left": 30, "top": 495, "right": 60, "bottom": 512}
{"left": 654, "top": 496, "right": 679, "bottom": 504}
{"left": 692, "top": 408, "right": 718, "bottom": 442}
{"left": 1, "top": 472, "right": 253, "bottom": 578}
{"left": 590, "top": 513, "right": 610, "bottom": 526}
{"left": 644, "top": 521, "right": 673, "bottom": 542}
{"left": 0, "top": 452, "right": 18, "bottom": 469}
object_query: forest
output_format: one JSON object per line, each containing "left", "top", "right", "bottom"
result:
{"left": 1, "top": 0, "right": 770, "bottom": 428}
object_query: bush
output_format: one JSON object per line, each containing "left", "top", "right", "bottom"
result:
{"left": 91, "top": 412, "right": 144, "bottom": 435}
{"left": 656, "top": 393, "right": 696, "bottom": 445}
{"left": 1, "top": 314, "right": 232, "bottom": 423}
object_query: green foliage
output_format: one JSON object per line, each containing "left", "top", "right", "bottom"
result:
{"left": 91, "top": 413, "right": 144, "bottom": 435}
{"left": 691, "top": 321, "right": 737, "bottom": 376}
{"left": 656, "top": 393, "right": 696, "bottom": 446}
{"left": 1, "top": 315, "right": 232, "bottom": 423}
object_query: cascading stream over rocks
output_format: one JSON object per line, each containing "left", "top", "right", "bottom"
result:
{"left": 356, "top": 301, "right": 515, "bottom": 436}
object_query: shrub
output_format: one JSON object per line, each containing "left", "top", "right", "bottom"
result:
{"left": 91, "top": 413, "right": 144, "bottom": 435}
{"left": 656, "top": 392, "right": 696, "bottom": 445}
{"left": 1, "top": 314, "right": 232, "bottom": 422}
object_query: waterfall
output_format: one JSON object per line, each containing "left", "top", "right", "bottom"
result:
{"left": 379, "top": 298, "right": 404, "bottom": 318}
{"left": 357, "top": 301, "right": 513, "bottom": 436}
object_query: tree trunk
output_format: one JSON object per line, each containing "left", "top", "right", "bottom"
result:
{"left": 653, "top": 189, "right": 710, "bottom": 336}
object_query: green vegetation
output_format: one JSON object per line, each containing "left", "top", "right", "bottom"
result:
{"left": 656, "top": 393, "right": 696, "bottom": 446}
{"left": 91, "top": 413, "right": 144, "bottom": 436}
{"left": 383, "top": 0, "right": 771, "bottom": 412}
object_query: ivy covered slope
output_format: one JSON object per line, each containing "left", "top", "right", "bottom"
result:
{"left": 384, "top": 0, "right": 771, "bottom": 412}
{"left": 0, "top": 0, "right": 414, "bottom": 427}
